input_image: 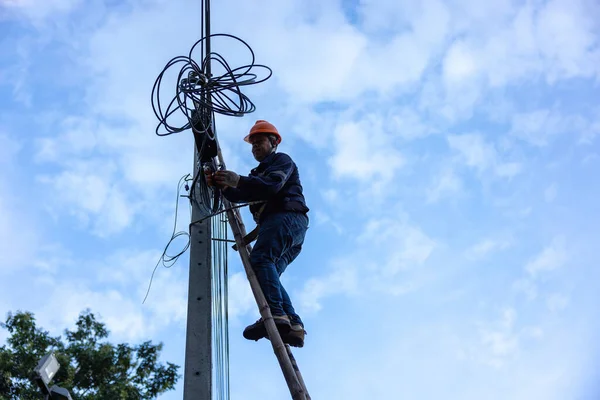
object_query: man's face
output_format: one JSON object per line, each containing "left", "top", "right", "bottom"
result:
{"left": 250, "top": 134, "right": 273, "bottom": 161}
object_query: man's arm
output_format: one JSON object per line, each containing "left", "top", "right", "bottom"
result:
{"left": 221, "top": 186, "right": 247, "bottom": 203}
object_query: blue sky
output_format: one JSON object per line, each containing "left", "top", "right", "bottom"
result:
{"left": 1, "top": 0, "right": 600, "bottom": 399}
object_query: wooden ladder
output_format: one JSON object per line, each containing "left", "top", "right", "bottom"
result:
{"left": 224, "top": 200, "right": 311, "bottom": 400}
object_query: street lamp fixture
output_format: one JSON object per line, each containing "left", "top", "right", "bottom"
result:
{"left": 49, "top": 386, "right": 73, "bottom": 400}
{"left": 33, "top": 352, "right": 74, "bottom": 400}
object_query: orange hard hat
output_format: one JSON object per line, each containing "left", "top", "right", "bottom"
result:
{"left": 243, "top": 120, "right": 282, "bottom": 145}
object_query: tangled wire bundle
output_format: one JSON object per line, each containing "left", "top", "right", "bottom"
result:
{"left": 151, "top": 33, "right": 272, "bottom": 216}
{"left": 151, "top": 33, "right": 273, "bottom": 137}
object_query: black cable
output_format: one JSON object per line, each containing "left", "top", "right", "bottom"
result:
{"left": 151, "top": 33, "right": 272, "bottom": 137}
{"left": 188, "top": 200, "right": 266, "bottom": 230}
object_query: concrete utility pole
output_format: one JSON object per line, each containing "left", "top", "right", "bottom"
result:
{"left": 183, "top": 168, "right": 212, "bottom": 400}
{"left": 183, "top": 1, "right": 213, "bottom": 399}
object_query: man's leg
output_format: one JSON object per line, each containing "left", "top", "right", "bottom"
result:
{"left": 275, "top": 213, "right": 309, "bottom": 347}
{"left": 276, "top": 244, "right": 304, "bottom": 327}
{"left": 249, "top": 213, "right": 289, "bottom": 316}
{"left": 243, "top": 213, "right": 292, "bottom": 341}
{"left": 243, "top": 212, "right": 309, "bottom": 342}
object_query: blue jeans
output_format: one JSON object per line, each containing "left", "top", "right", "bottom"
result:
{"left": 250, "top": 211, "right": 309, "bottom": 327}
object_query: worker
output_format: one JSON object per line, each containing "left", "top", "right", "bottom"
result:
{"left": 206, "top": 120, "right": 310, "bottom": 348}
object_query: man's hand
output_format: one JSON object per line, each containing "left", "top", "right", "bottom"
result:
{"left": 205, "top": 172, "right": 215, "bottom": 187}
{"left": 214, "top": 170, "right": 240, "bottom": 188}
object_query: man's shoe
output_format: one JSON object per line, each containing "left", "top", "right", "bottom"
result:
{"left": 273, "top": 314, "right": 291, "bottom": 335}
{"left": 243, "top": 315, "right": 291, "bottom": 341}
{"left": 282, "top": 324, "right": 305, "bottom": 348}
{"left": 243, "top": 318, "right": 266, "bottom": 341}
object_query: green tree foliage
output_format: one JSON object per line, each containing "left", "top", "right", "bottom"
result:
{"left": 0, "top": 309, "right": 179, "bottom": 400}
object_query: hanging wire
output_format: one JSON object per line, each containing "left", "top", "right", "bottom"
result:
{"left": 212, "top": 215, "right": 230, "bottom": 400}
{"left": 142, "top": 174, "right": 192, "bottom": 304}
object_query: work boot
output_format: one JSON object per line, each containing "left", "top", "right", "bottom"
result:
{"left": 282, "top": 324, "right": 306, "bottom": 348}
{"left": 243, "top": 315, "right": 291, "bottom": 341}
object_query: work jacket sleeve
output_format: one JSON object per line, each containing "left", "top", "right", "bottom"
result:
{"left": 228, "top": 153, "right": 294, "bottom": 202}
{"left": 221, "top": 186, "right": 246, "bottom": 203}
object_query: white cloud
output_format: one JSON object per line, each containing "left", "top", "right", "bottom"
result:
{"left": 547, "top": 293, "right": 569, "bottom": 312}
{"left": 448, "top": 133, "right": 496, "bottom": 171}
{"left": 10, "top": 1, "right": 198, "bottom": 238}
{"left": 30, "top": 244, "right": 75, "bottom": 275}
{"left": 509, "top": 110, "right": 595, "bottom": 147}
{"left": 470, "top": 308, "right": 548, "bottom": 371}
{"left": 357, "top": 0, "right": 413, "bottom": 34}
{"left": 478, "top": 308, "right": 519, "bottom": 366}
{"left": 34, "top": 116, "right": 98, "bottom": 162}
{"left": 359, "top": 217, "right": 436, "bottom": 277}
{"left": 0, "top": 194, "right": 37, "bottom": 274}
{"left": 4, "top": 247, "right": 192, "bottom": 342}
{"left": 466, "top": 238, "right": 511, "bottom": 260}
{"left": 476, "top": 0, "right": 599, "bottom": 86}
{"left": 0, "top": 132, "right": 21, "bottom": 165}
{"left": 582, "top": 153, "right": 599, "bottom": 165}
{"left": 227, "top": 271, "right": 255, "bottom": 322}
{"left": 418, "top": 0, "right": 600, "bottom": 121}
{"left": 261, "top": 0, "right": 450, "bottom": 103}
{"left": 526, "top": 236, "right": 567, "bottom": 277}
{"left": 95, "top": 250, "right": 188, "bottom": 328}
{"left": 35, "top": 159, "right": 141, "bottom": 236}
{"left": 0, "top": 133, "right": 40, "bottom": 274}
{"left": 298, "top": 215, "right": 436, "bottom": 313}
{"left": 448, "top": 133, "right": 522, "bottom": 179}
{"left": 495, "top": 162, "right": 522, "bottom": 178}
{"left": 512, "top": 278, "right": 538, "bottom": 301}
{"left": 443, "top": 40, "right": 479, "bottom": 84}
{"left": 511, "top": 110, "right": 563, "bottom": 147}
{"left": 0, "top": 0, "right": 82, "bottom": 21}
{"left": 427, "top": 164, "right": 463, "bottom": 203}
{"left": 535, "top": 0, "right": 600, "bottom": 82}
{"left": 12, "top": 0, "right": 595, "bottom": 246}
{"left": 268, "top": 24, "right": 367, "bottom": 103}
{"left": 32, "top": 116, "right": 192, "bottom": 236}
{"left": 297, "top": 260, "right": 359, "bottom": 314}
{"left": 579, "top": 111, "right": 600, "bottom": 144}
{"left": 388, "top": 107, "right": 437, "bottom": 140}
{"left": 41, "top": 284, "right": 148, "bottom": 341}
{"left": 544, "top": 183, "right": 558, "bottom": 203}
{"left": 328, "top": 118, "right": 405, "bottom": 192}
{"left": 321, "top": 189, "right": 339, "bottom": 204}
{"left": 513, "top": 237, "right": 570, "bottom": 304}
{"left": 312, "top": 210, "right": 344, "bottom": 235}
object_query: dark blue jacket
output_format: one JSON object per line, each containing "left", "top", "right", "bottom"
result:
{"left": 222, "top": 152, "right": 309, "bottom": 224}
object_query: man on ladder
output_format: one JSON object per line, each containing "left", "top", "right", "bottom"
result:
{"left": 208, "top": 120, "right": 310, "bottom": 348}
